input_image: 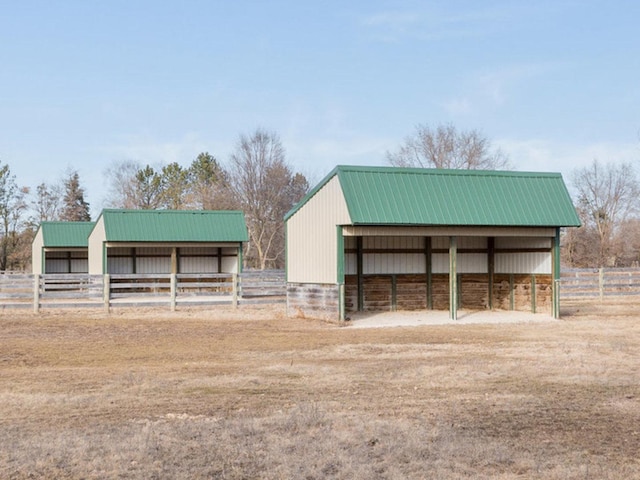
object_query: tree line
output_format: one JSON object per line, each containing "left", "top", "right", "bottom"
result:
{"left": 2, "top": 124, "right": 639, "bottom": 272}
{"left": 2, "top": 129, "right": 309, "bottom": 271}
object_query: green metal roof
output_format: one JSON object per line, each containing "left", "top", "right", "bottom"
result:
{"left": 286, "top": 165, "right": 581, "bottom": 227}
{"left": 99, "top": 209, "right": 249, "bottom": 242}
{"left": 38, "top": 221, "right": 95, "bottom": 247}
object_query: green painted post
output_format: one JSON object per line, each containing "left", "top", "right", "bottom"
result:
{"left": 337, "top": 226, "right": 345, "bottom": 321}
{"left": 425, "top": 237, "right": 432, "bottom": 310}
{"left": 552, "top": 228, "right": 561, "bottom": 319}
{"left": 531, "top": 274, "right": 536, "bottom": 314}
{"left": 357, "top": 236, "right": 364, "bottom": 312}
{"left": 449, "top": 236, "right": 457, "bottom": 320}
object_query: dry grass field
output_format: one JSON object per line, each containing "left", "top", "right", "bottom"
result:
{"left": 1, "top": 301, "right": 639, "bottom": 479}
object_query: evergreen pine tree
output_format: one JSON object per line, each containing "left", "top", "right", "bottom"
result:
{"left": 60, "top": 171, "right": 91, "bottom": 221}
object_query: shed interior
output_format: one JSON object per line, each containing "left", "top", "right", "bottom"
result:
{"left": 343, "top": 234, "right": 555, "bottom": 315}
{"left": 105, "top": 245, "right": 241, "bottom": 274}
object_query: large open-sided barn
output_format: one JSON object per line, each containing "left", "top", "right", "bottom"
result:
{"left": 32, "top": 221, "right": 96, "bottom": 274}
{"left": 285, "top": 166, "right": 580, "bottom": 321}
{"left": 87, "top": 209, "right": 248, "bottom": 274}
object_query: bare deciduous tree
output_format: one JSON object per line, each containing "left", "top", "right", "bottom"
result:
{"left": 31, "top": 182, "right": 62, "bottom": 223}
{"left": 0, "top": 162, "right": 29, "bottom": 270}
{"left": 227, "top": 129, "right": 308, "bottom": 270}
{"left": 387, "top": 123, "right": 510, "bottom": 170}
{"left": 571, "top": 160, "right": 639, "bottom": 267}
{"left": 104, "top": 160, "right": 142, "bottom": 209}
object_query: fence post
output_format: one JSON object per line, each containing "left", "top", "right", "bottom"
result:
{"left": 232, "top": 273, "right": 238, "bottom": 308}
{"left": 103, "top": 274, "right": 110, "bottom": 313}
{"left": 170, "top": 273, "right": 177, "bottom": 311}
{"left": 552, "top": 279, "right": 560, "bottom": 319}
{"left": 599, "top": 267, "right": 604, "bottom": 301}
{"left": 33, "top": 275, "right": 40, "bottom": 313}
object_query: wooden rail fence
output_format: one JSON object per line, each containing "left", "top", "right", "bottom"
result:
{"left": 560, "top": 268, "right": 640, "bottom": 299}
{"left": 0, "top": 270, "right": 285, "bottom": 312}
{"left": 1, "top": 268, "right": 638, "bottom": 312}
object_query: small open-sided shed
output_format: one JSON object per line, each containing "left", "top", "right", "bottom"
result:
{"left": 87, "top": 209, "right": 248, "bottom": 274}
{"left": 32, "top": 221, "right": 96, "bottom": 274}
{"left": 285, "top": 166, "right": 581, "bottom": 321}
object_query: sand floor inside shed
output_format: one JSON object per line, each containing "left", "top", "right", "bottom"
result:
{"left": 345, "top": 309, "right": 555, "bottom": 328}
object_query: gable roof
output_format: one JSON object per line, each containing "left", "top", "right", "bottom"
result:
{"left": 286, "top": 165, "right": 581, "bottom": 227}
{"left": 36, "top": 221, "right": 95, "bottom": 247}
{"left": 96, "top": 209, "right": 249, "bottom": 242}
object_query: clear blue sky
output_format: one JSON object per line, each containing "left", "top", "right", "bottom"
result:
{"left": 2, "top": 0, "right": 639, "bottom": 215}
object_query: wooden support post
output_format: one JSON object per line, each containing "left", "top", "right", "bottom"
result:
{"left": 171, "top": 248, "right": 178, "bottom": 275}
{"left": 552, "top": 228, "right": 561, "bottom": 319}
{"left": 425, "top": 237, "right": 432, "bottom": 310}
{"left": 531, "top": 274, "right": 536, "bottom": 314}
{"left": 509, "top": 274, "right": 515, "bottom": 311}
{"left": 488, "top": 237, "right": 495, "bottom": 310}
{"left": 33, "top": 275, "right": 40, "bottom": 313}
{"left": 232, "top": 273, "right": 238, "bottom": 307}
{"left": 170, "top": 273, "right": 177, "bottom": 311}
{"left": 599, "top": 267, "right": 604, "bottom": 301}
{"left": 103, "top": 274, "right": 110, "bottom": 313}
{"left": 356, "top": 236, "right": 363, "bottom": 311}
{"left": 336, "top": 226, "right": 345, "bottom": 321}
{"left": 391, "top": 275, "right": 397, "bottom": 312}
{"left": 449, "top": 236, "right": 457, "bottom": 320}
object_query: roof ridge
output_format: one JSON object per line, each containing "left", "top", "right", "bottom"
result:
{"left": 335, "top": 165, "right": 561, "bottom": 177}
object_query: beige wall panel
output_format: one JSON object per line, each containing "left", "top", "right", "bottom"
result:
{"left": 287, "top": 176, "right": 351, "bottom": 284}
{"left": 32, "top": 229, "right": 44, "bottom": 274}
{"left": 137, "top": 257, "right": 171, "bottom": 274}
{"left": 431, "top": 253, "right": 488, "bottom": 274}
{"left": 345, "top": 253, "right": 357, "bottom": 275}
{"left": 432, "top": 253, "right": 449, "bottom": 273}
{"left": 495, "top": 237, "right": 552, "bottom": 249}
{"left": 458, "top": 236, "right": 487, "bottom": 249}
{"left": 363, "top": 236, "right": 423, "bottom": 249}
{"left": 459, "top": 253, "right": 489, "bottom": 273}
{"left": 432, "top": 237, "right": 449, "bottom": 249}
{"left": 180, "top": 257, "right": 218, "bottom": 273}
{"left": 495, "top": 252, "right": 551, "bottom": 274}
{"left": 88, "top": 218, "right": 105, "bottom": 274}
{"left": 344, "top": 226, "right": 555, "bottom": 238}
{"left": 221, "top": 256, "right": 239, "bottom": 273}
{"left": 363, "top": 253, "right": 426, "bottom": 274}
{"left": 107, "top": 257, "right": 133, "bottom": 274}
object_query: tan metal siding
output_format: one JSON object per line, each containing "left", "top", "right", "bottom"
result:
{"left": 180, "top": 257, "right": 217, "bottom": 273}
{"left": 343, "top": 226, "right": 556, "bottom": 237}
{"left": 495, "top": 252, "right": 551, "bottom": 274}
{"left": 495, "top": 237, "right": 552, "bottom": 249}
{"left": 31, "top": 228, "right": 44, "bottom": 274}
{"left": 287, "top": 176, "right": 351, "bottom": 284}
{"left": 88, "top": 218, "right": 105, "bottom": 274}
{"left": 364, "top": 254, "right": 426, "bottom": 274}
{"left": 137, "top": 256, "right": 171, "bottom": 274}
{"left": 107, "top": 257, "right": 133, "bottom": 274}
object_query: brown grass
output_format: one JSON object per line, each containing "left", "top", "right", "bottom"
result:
{"left": 1, "top": 301, "right": 639, "bottom": 479}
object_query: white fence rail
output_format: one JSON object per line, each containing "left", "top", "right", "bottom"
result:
{"left": 0, "top": 271, "right": 286, "bottom": 311}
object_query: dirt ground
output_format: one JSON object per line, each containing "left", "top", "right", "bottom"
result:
{"left": 1, "top": 301, "right": 639, "bottom": 479}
